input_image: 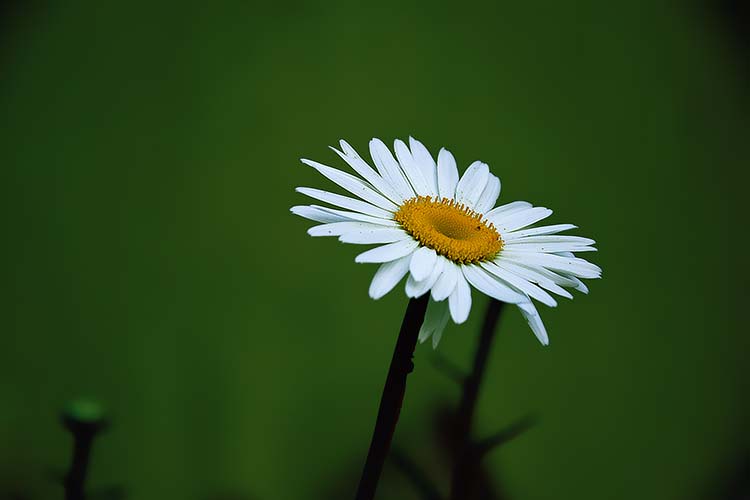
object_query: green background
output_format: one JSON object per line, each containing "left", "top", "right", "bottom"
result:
{"left": 2, "top": 1, "right": 748, "bottom": 498}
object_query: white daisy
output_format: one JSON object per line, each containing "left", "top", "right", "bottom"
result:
{"left": 291, "top": 137, "right": 601, "bottom": 347}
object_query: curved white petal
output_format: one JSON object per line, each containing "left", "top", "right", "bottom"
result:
{"left": 518, "top": 301, "right": 549, "bottom": 345}
{"left": 308, "top": 221, "right": 388, "bottom": 237}
{"left": 369, "top": 138, "right": 414, "bottom": 201}
{"left": 290, "top": 205, "right": 349, "bottom": 223}
{"left": 485, "top": 201, "right": 533, "bottom": 226}
{"left": 494, "top": 207, "right": 553, "bottom": 233}
{"left": 418, "top": 299, "right": 451, "bottom": 348}
{"left": 310, "top": 205, "right": 397, "bottom": 226}
{"left": 409, "top": 246, "right": 438, "bottom": 282}
{"left": 408, "top": 137, "right": 438, "bottom": 194}
{"left": 475, "top": 174, "right": 501, "bottom": 215}
{"left": 431, "top": 260, "right": 459, "bottom": 301}
{"left": 461, "top": 265, "right": 527, "bottom": 304}
{"left": 369, "top": 255, "right": 412, "bottom": 299}
{"left": 501, "top": 251, "right": 602, "bottom": 279}
{"left": 455, "top": 161, "right": 489, "bottom": 209}
{"left": 296, "top": 187, "right": 394, "bottom": 218}
{"left": 570, "top": 276, "right": 589, "bottom": 294}
{"left": 300, "top": 158, "right": 398, "bottom": 211}
{"left": 355, "top": 239, "right": 419, "bottom": 264}
{"left": 339, "top": 228, "right": 410, "bottom": 244}
{"left": 394, "top": 139, "right": 434, "bottom": 197}
{"left": 503, "top": 224, "right": 578, "bottom": 240}
{"left": 493, "top": 260, "right": 574, "bottom": 299}
{"left": 480, "top": 262, "right": 557, "bottom": 307}
{"left": 331, "top": 141, "right": 403, "bottom": 204}
{"left": 506, "top": 235, "right": 594, "bottom": 246}
{"left": 498, "top": 259, "right": 580, "bottom": 289}
{"left": 437, "top": 148, "right": 459, "bottom": 200}
{"left": 448, "top": 270, "right": 472, "bottom": 323}
{"left": 405, "top": 257, "right": 445, "bottom": 298}
{"left": 504, "top": 241, "right": 596, "bottom": 253}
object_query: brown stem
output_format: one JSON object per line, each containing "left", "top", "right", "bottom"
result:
{"left": 354, "top": 295, "right": 430, "bottom": 500}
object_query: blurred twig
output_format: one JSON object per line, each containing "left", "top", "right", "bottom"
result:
{"left": 449, "top": 299, "right": 504, "bottom": 500}
{"left": 428, "top": 352, "right": 466, "bottom": 385}
{"left": 475, "top": 415, "right": 536, "bottom": 458}
{"left": 390, "top": 448, "right": 443, "bottom": 500}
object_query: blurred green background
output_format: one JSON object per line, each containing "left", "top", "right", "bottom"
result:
{"left": 2, "top": 1, "right": 748, "bottom": 499}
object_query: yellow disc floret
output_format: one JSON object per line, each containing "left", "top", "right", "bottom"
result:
{"left": 394, "top": 196, "right": 503, "bottom": 264}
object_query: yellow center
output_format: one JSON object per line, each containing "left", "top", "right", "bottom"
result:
{"left": 394, "top": 196, "right": 503, "bottom": 264}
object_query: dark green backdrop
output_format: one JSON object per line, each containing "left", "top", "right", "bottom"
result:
{"left": 2, "top": 1, "right": 748, "bottom": 499}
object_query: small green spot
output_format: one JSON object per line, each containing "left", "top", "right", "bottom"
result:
{"left": 63, "top": 399, "right": 105, "bottom": 423}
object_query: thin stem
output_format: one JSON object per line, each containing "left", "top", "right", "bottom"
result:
{"left": 355, "top": 295, "right": 430, "bottom": 500}
{"left": 449, "top": 299, "right": 505, "bottom": 500}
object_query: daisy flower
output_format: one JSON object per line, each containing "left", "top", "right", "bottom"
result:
{"left": 291, "top": 137, "right": 601, "bottom": 347}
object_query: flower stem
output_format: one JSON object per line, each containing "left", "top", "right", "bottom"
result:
{"left": 355, "top": 295, "right": 430, "bottom": 500}
{"left": 449, "top": 298, "right": 505, "bottom": 500}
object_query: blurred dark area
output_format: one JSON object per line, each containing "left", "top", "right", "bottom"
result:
{"left": 1, "top": 1, "right": 748, "bottom": 499}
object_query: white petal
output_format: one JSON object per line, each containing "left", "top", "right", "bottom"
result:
{"left": 448, "top": 270, "right": 472, "bottom": 323}
{"left": 339, "top": 228, "right": 410, "bottom": 244}
{"left": 409, "top": 247, "right": 438, "bottom": 282}
{"left": 461, "top": 265, "right": 527, "bottom": 304}
{"left": 518, "top": 301, "right": 549, "bottom": 345}
{"left": 503, "top": 242, "right": 596, "bottom": 253}
{"left": 331, "top": 141, "right": 403, "bottom": 204}
{"left": 408, "top": 137, "right": 438, "bottom": 194}
{"left": 480, "top": 262, "right": 557, "bottom": 307}
{"left": 494, "top": 207, "right": 553, "bottom": 233}
{"left": 506, "top": 235, "right": 595, "bottom": 246}
{"left": 500, "top": 260, "right": 579, "bottom": 289}
{"left": 501, "top": 251, "right": 602, "bottom": 279}
{"left": 296, "top": 187, "right": 393, "bottom": 218}
{"left": 485, "top": 201, "right": 533, "bottom": 226}
{"left": 310, "top": 205, "right": 397, "bottom": 226}
{"left": 369, "top": 138, "right": 414, "bottom": 201}
{"left": 307, "top": 221, "right": 387, "bottom": 237}
{"left": 394, "top": 139, "right": 434, "bottom": 197}
{"left": 418, "top": 299, "right": 450, "bottom": 348}
{"left": 405, "top": 257, "right": 445, "bottom": 298}
{"left": 301, "top": 158, "right": 398, "bottom": 211}
{"left": 570, "top": 276, "right": 589, "bottom": 294}
{"left": 474, "top": 174, "right": 501, "bottom": 215}
{"left": 355, "top": 239, "right": 419, "bottom": 264}
{"left": 368, "top": 255, "right": 412, "bottom": 299}
{"left": 493, "top": 260, "right": 573, "bottom": 299}
{"left": 290, "top": 205, "right": 349, "bottom": 223}
{"left": 455, "top": 161, "right": 489, "bottom": 209}
{"left": 431, "top": 321, "right": 447, "bottom": 348}
{"left": 503, "top": 224, "right": 578, "bottom": 240}
{"left": 431, "top": 260, "right": 459, "bottom": 301}
{"left": 437, "top": 148, "right": 459, "bottom": 200}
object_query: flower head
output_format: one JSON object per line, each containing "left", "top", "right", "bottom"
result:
{"left": 291, "top": 137, "right": 601, "bottom": 346}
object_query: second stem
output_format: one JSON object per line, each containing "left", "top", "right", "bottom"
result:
{"left": 450, "top": 298, "right": 505, "bottom": 500}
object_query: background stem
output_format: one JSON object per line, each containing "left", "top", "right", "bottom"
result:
{"left": 449, "top": 299, "right": 504, "bottom": 500}
{"left": 354, "top": 294, "right": 430, "bottom": 500}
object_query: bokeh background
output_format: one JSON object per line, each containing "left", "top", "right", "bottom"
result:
{"left": 2, "top": 1, "right": 748, "bottom": 499}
